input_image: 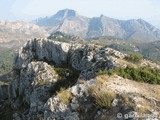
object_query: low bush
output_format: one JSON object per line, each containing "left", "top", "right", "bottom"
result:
{"left": 97, "top": 65, "right": 160, "bottom": 84}
{"left": 51, "top": 65, "right": 79, "bottom": 81}
{"left": 125, "top": 53, "right": 143, "bottom": 63}
{"left": 51, "top": 65, "right": 80, "bottom": 91}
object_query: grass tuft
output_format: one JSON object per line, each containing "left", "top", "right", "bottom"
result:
{"left": 57, "top": 88, "right": 72, "bottom": 105}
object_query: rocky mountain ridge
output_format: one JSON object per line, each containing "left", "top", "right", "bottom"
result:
{"left": 5, "top": 38, "right": 117, "bottom": 119}
{"left": 0, "top": 38, "right": 160, "bottom": 119}
{"left": 34, "top": 9, "right": 89, "bottom": 38}
{"left": 34, "top": 9, "right": 160, "bottom": 41}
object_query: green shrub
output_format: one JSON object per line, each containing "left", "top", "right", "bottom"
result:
{"left": 52, "top": 66, "right": 79, "bottom": 81}
{"left": 0, "top": 81, "right": 9, "bottom": 86}
{"left": 125, "top": 53, "right": 143, "bottom": 63}
{"left": 97, "top": 65, "right": 160, "bottom": 84}
{"left": 51, "top": 65, "right": 80, "bottom": 91}
{"left": 0, "top": 48, "right": 14, "bottom": 75}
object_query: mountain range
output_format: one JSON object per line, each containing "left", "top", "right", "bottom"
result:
{"left": 0, "top": 9, "right": 159, "bottom": 44}
{"left": 0, "top": 20, "right": 47, "bottom": 48}
{"left": 1, "top": 9, "right": 160, "bottom": 120}
{"left": 34, "top": 9, "right": 160, "bottom": 41}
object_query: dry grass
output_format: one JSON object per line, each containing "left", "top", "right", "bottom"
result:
{"left": 119, "top": 93, "right": 135, "bottom": 110}
{"left": 134, "top": 98, "right": 152, "bottom": 114}
{"left": 94, "top": 75, "right": 160, "bottom": 114}
{"left": 0, "top": 81, "right": 8, "bottom": 86}
{"left": 88, "top": 86, "right": 116, "bottom": 108}
{"left": 96, "top": 75, "right": 109, "bottom": 84}
{"left": 152, "top": 87, "right": 160, "bottom": 100}
{"left": 121, "top": 93, "right": 130, "bottom": 105}
{"left": 57, "top": 88, "right": 72, "bottom": 105}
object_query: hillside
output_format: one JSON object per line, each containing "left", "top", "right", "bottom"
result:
{"left": 138, "top": 41, "right": 160, "bottom": 63}
{"left": 105, "top": 40, "right": 160, "bottom": 63}
{"left": 0, "top": 38, "right": 160, "bottom": 120}
{"left": 0, "top": 20, "right": 48, "bottom": 48}
{"left": 34, "top": 9, "right": 160, "bottom": 41}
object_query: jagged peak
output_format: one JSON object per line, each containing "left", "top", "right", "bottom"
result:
{"left": 136, "top": 18, "right": 145, "bottom": 22}
{"left": 54, "top": 9, "right": 78, "bottom": 19}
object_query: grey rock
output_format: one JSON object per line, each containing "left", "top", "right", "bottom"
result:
{"left": 64, "top": 112, "right": 79, "bottom": 120}
{"left": 7, "top": 39, "right": 120, "bottom": 119}
{"left": 71, "top": 84, "right": 88, "bottom": 97}
{"left": 97, "top": 110, "right": 101, "bottom": 116}
{"left": 0, "top": 85, "right": 9, "bottom": 101}
{"left": 44, "top": 96, "right": 80, "bottom": 120}
{"left": 112, "top": 99, "right": 119, "bottom": 107}
{"left": 9, "top": 61, "right": 58, "bottom": 119}
{"left": 13, "top": 113, "right": 21, "bottom": 120}
{"left": 14, "top": 38, "right": 116, "bottom": 80}
{"left": 14, "top": 39, "right": 71, "bottom": 69}
{"left": 71, "top": 97, "right": 78, "bottom": 104}
{"left": 71, "top": 103, "right": 79, "bottom": 110}
{"left": 71, "top": 45, "right": 117, "bottom": 79}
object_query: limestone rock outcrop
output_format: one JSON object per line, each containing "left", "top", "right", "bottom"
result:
{"left": 6, "top": 38, "right": 118, "bottom": 119}
{"left": 14, "top": 39, "right": 71, "bottom": 69}
{"left": 1, "top": 38, "right": 160, "bottom": 119}
{"left": 9, "top": 61, "right": 59, "bottom": 119}
{"left": 13, "top": 38, "right": 117, "bottom": 79}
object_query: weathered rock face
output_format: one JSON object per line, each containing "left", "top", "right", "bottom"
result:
{"left": 9, "top": 61, "right": 58, "bottom": 119}
{"left": 0, "top": 85, "right": 9, "bottom": 101}
{"left": 14, "top": 39, "right": 71, "bottom": 69}
{"left": 6, "top": 38, "right": 118, "bottom": 119}
{"left": 71, "top": 45, "right": 117, "bottom": 79}
{"left": 43, "top": 79, "right": 96, "bottom": 120}
{"left": 14, "top": 38, "right": 116, "bottom": 79}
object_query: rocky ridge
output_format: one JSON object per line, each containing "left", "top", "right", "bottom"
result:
{"left": 1, "top": 38, "right": 160, "bottom": 120}
{"left": 6, "top": 38, "right": 116, "bottom": 119}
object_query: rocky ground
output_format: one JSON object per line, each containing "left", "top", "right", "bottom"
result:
{"left": 0, "top": 38, "right": 160, "bottom": 120}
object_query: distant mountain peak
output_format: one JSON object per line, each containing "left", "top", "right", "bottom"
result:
{"left": 54, "top": 9, "right": 78, "bottom": 19}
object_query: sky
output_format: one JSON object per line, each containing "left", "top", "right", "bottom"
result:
{"left": 0, "top": 0, "right": 160, "bottom": 28}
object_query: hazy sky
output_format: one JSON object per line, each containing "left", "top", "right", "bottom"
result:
{"left": 0, "top": 0, "right": 160, "bottom": 28}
